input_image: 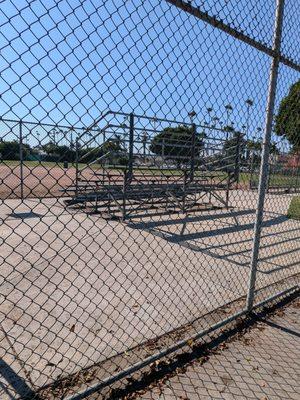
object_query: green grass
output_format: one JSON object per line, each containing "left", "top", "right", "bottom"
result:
{"left": 242, "top": 172, "right": 300, "bottom": 188}
{"left": 2, "top": 160, "right": 300, "bottom": 188}
{"left": 1, "top": 160, "right": 67, "bottom": 168}
{"left": 287, "top": 197, "right": 300, "bottom": 220}
{"left": 1, "top": 160, "right": 97, "bottom": 169}
{"left": 269, "top": 174, "right": 300, "bottom": 187}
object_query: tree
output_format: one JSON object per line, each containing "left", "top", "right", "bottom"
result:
{"left": 101, "top": 136, "right": 124, "bottom": 155}
{"left": 79, "top": 136, "right": 128, "bottom": 165}
{"left": 275, "top": 80, "right": 300, "bottom": 150}
{"left": 0, "top": 140, "right": 32, "bottom": 161}
{"left": 242, "top": 139, "right": 279, "bottom": 167}
{"left": 222, "top": 131, "right": 244, "bottom": 172}
{"left": 42, "top": 142, "right": 76, "bottom": 162}
{"left": 101, "top": 136, "right": 128, "bottom": 165}
{"left": 149, "top": 125, "right": 204, "bottom": 167}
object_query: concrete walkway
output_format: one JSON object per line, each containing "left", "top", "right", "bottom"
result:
{"left": 0, "top": 191, "right": 299, "bottom": 395}
{"left": 136, "top": 297, "right": 300, "bottom": 400}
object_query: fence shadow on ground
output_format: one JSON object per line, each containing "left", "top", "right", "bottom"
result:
{"left": 0, "top": 359, "right": 36, "bottom": 400}
{"left": 129, "top": 209, "right": 299, "bottom": 275}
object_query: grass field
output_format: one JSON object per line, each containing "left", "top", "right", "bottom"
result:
{"left": 270, "top": 174, "right": 300, "bottom": 187}
{"left": 287, "top": 196, "right": 300, "bottom": 219}
{"left": 1, "top": 160, "right": 87, "bottom": 169}
{"left": 241, "top": 172, "right": 300, "bottom": 188}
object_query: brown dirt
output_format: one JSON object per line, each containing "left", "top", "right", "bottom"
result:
{"left": 0, "top": 164, "right": 76, "bottom": 199}
{"left": 0, "top": 164, "right": 247, "bottom": 200}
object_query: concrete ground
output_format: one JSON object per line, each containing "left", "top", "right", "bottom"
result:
{"left": 0, "top": 189, "right": 299, "bottom": 398}
{"left": 136, "top": 297, "right": 300, "bottom": 400}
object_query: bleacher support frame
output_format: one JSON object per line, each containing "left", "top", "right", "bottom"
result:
{"left": 65, "top": 111, "right": 243, "bottom": 220}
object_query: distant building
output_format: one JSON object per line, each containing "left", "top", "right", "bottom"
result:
{"left": 277, "top": 153, "right": 300, "bottom": 169}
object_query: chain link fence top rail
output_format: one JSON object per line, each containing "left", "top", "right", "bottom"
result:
{"left": 0, "top": 0, "right": 299, "bottom": 399}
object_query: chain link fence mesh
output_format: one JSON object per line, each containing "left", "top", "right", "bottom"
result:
{"left": 0, "top": 0, "right": 299, "bottom": 399}
{"left": 132, "top": 296, "right": 300, "bottom": 400}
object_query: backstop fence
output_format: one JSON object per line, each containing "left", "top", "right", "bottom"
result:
{"left": 0, "top": 1, "right": 299, "bottom": 399}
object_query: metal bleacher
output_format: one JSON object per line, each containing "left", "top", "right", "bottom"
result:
{"left": 64, "top": 111, "right": 242, "bottom": 220}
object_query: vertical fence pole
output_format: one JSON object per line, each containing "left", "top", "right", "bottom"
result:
{"left": 123, "top": 112, "right": 134, "bottom": 221}
{"left": 128, "top": 112, "right": 134, "bottom": 182}
{"left": 249, "top": 151, "right": 254, "bottom": 189}
{"left": 19, "top": 120, "right": 24, "bottom": 201}
{"left": 246, "top": 0, "right": 285, "bottom": 311}
{"left": 75, "top": 137, "right": 79, "bottom": 197}
{"left": 122, "top": 170, "right": 127, "bottom": 221}
{"left": 190, "top": 123, "right": 196, "bottom": 181}
{"left": 234, "top": 132, "right": 242, "bottom": 186}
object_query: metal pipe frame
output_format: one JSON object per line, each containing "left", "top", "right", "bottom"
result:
{"left": 189, "top": 123, "right": 196, "bottom": 181}
{"left": 19, "top": 120, "right": 24, "bottom": 201}
{"left": 246, "top": 0, "right": 285, "bottom": 311}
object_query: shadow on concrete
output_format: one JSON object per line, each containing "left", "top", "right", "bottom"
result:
{"left": 0, "top": 359, "right": 37, "bottom": 399}
{"left": 128, "top": 208, "right": 256, "bottom": 230}
{"left": 129, "top": 209, "right": 300, "bottom": 275}
{"left": 262, "top": 319, "right": 300, "bottom": 338}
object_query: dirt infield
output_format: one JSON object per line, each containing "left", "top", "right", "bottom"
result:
{"left": 0, "top": 164, "right": 77, "bottom": 199}
{"left": 0, "top": 163, "right": 229, "bottom": 200}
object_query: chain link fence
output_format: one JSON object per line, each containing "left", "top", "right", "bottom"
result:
{"left": 132, "top": 295, "right": 300, "bottom": 400}
{"left": 0, "top": 0, "right": 299, "bottom": 399}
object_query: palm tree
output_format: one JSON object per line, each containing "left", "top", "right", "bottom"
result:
{"left": 188, "top": 110, "right": 197, "bottom": 124}
{"left": 142, "top": 131, "right": 148, "bottom": 160}
{"left": 212, "top": 116, "right": 219, "bottom": 128}
{"left": 225, "top": 104, "right": 233, "bottom": 137}
{"left": 206, "top": 107, "right": 213, "bottom": 125}
{"left": 245, "top": 99, "right": 254, "bottom": 139}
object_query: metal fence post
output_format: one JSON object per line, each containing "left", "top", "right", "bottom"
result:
{"left": 234, "top": 132, "right": 242, "bottom": 185}
{"left": 246, "top": 0, "right": 285, "bottom": 311}
{"left": 249, "top": 151, "right": 254, "bottom": 189}
{"left": 75, "top": 137, "right": 79, "bottom": 197}
{"left": 190, "top": 123, "right": 196, "bottom": 181}
{"left": 122, "top": 113, "right": 134, "bottom": 221}
{"left": 128, "top": 112, "right": 134, "bottom": 182}
{"left": 19, "top": 120, "right": 24, "bottom": 201}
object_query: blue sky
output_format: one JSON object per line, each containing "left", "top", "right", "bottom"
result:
{"left": 0, "top": 0, "right": 299, "bottom": 146}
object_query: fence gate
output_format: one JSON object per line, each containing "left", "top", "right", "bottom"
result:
{"left": 0, "top": 1, "right": 299, "bottom": 399}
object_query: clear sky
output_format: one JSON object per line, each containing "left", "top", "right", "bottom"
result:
{"left": 0, "top": 0, "right": 299, "bottom": 146}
